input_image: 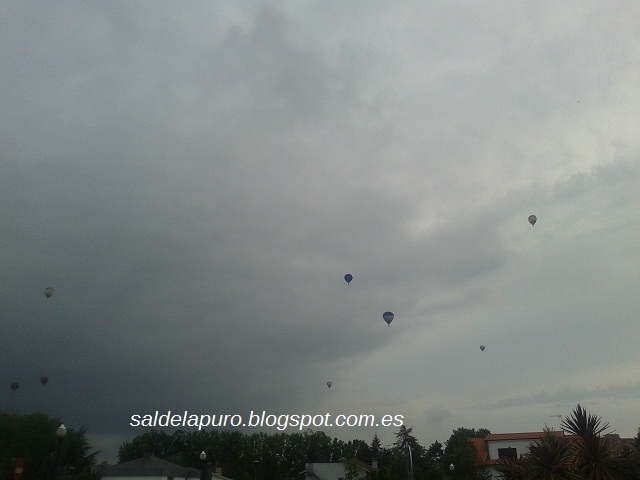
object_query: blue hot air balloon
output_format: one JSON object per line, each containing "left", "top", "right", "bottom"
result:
{"left": 382, "top": 311, "right": 394, "bottom": 326}
{"left": 344, "top": 274, "right": 353, "bottom": 285}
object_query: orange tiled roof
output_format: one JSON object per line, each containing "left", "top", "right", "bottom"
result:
{"left": 484, "top": 431, "right": 565, "bottom": 441}
{"left": 469, "top": 431, "right": 578, "bottom": 466}
{"left": 469, "top": 438, "right": 488, "bottom": 461}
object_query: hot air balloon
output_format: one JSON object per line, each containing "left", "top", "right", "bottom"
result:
{"left": 480, "top": 345, "right": 485, "bottom": 352}
{"left": 40, "top": 376, "right": 49, "bottom": 385}
{"left": 528, "top": 215, "right": 537, "bottom": 227}
{"left": 382, "top": 311, "right": 394, "bottom": 326}
{"left": 327, "top": 381, "right": 332, "bottom": 388}
{"left": 344, "top": 274, "right": 353, "bottom": 285}
{"left": 44, "top": 287, "right": 54, "bottom": 298}
{"left": 10, "top": 382, "right": 19, "bottom": 392}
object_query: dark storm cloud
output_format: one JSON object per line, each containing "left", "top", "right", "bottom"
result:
{"left": 2, "top": 1, "right": 640, "bottom": 461}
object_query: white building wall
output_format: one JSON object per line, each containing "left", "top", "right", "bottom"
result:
{"left": 306, "top": 463, "right": 346, "bottom": 480}
{"left": 305, "top": 462, "right": 370, "bottom": 480}
{"left": 487, "top": 439, "right": 535, "bottom": 459}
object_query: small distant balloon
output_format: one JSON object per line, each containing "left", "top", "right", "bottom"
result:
{"left": 40, "top": 376, "right": 49, "bottom": 385}
{"left": 480, "top": 345, "right": 485, "bottom": 352}
{"left": 44, "top": 287, "right": 54, "bottom": 298}
{"left": 528, "top": 215, "right": 537, "bottom": 227}
{"left": 344, "top": 274, "right": 353, "bottom": 285}
{"left": 10, "top": 382, "right": 19, "bottom": 392}
{"left": 382, "top": 311, "right": 394, "bottom": 326}
{"left": 327, "top": 381, "right": 332, "bottom": 388}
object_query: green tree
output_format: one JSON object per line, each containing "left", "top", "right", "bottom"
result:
{"left": 444, "top": 427, "right": 492, "bottom": 480}
{"left": 370, "top": 434, "right": 383, "bottom": 462}
{"left": 523, "top": 428, "right": 578, "bottom": 480}
{"left": 0, "top": 412, "right": 99, "bottom": 480}
{"left": 496, "top": 407, "right": 640, "bottom": 480}
{"left": 493, "top": 456, "right": 527, "bottom": 480}
{"left": 561, "top": 404, "right": 628, "bottom": 480}
{"left": 117, "top": 429, "right": 178, "bottom": 462}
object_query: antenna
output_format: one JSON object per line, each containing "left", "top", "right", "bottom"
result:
{"left": 549, "top": 414, "right": 563, "bottom": 432}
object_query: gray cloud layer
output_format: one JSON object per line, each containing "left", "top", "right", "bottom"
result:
{"left": 2, "top": 1, "right": 639, "bottom": 461}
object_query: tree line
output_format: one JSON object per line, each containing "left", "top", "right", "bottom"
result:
{"left": 116, "top": 424, "right": 487, "bottom": 480}
{"left": 3, "top": 405, "right": 640, "bottom": 480}
{"left": 0, "top": 412, "right": 98, "bottom": 480}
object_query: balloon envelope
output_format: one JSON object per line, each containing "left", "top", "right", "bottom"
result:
{"left": 528, "top": 215, "right": 537, "bottom": 226}
{"left": 382, "top": 311, "right": 394, "bottom": 326}
{"left": 10, "top": 382, "right": 19, "bottom": 391}
{"left": 40, "top": 376, "right": 49, "bottom": 385}
{"left": 344, "top": 274, "right": 353, "bottom": 285}
{"left": 327, "top": 381, "right": 332, "bottom": 388}
{"left": 44, "top": 287, "right": 54, "bottom": 298}
{"left": 480, "top": 345, "right": 485, "bottom": 351}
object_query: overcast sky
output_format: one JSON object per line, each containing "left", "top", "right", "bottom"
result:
{"left": 2, "top": 1, "right": 639, "bottom": 463}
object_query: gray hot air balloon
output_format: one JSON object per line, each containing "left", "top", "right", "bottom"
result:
{"left": 44, "top": 287, "right": 55, "bottom": 298}
{"left": 383, "top": 311, "right": 394, "bottom": 326}
{"left": 528, "top": 215, "right": 537, "bottom": 227}
{"left": 480, "top": 345, "right": 485, "bottom": 352}
{"left": 327, "top": 381, "right": 332, "bottom": 388}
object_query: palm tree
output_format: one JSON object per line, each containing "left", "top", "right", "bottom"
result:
{"left": 561, "top": 404, "right": 628, "bottom": 480}
{"left": 494, "top": 455, "right": 527, "bottom": 480}
{"left": 523, "top": 428, "right": 578, "bottom": 480}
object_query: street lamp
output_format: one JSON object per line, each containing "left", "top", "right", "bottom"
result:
{"left": 436, "top": 455, "right": 445, "bottom": 480}
{"left": 54, "top": 424, "right": 67, "bottom": 480}
{"left": 199, "top": 451, "right": 207, "bottom": 480}
{"left": 449, "top": 463, "right": 455, "bottom": 479}
{"left": 252, "top": 460, "right": 259, "bottom": 480}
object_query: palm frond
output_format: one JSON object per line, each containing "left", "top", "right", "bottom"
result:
{"left": 562, "top": 404, "right": 611, "bottom": 438}
{"left": 524, "top": 429, "right": 578, "bottom": 480}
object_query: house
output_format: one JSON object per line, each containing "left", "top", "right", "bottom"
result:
{"left": 470, "top": 430, "right": 636, "bottom": 478}
{"left": 470, "top": 431, "right": 568, "bottom": 479}
{"left": 302, "top": 458, "right": 378, "bottom": 480}
{"left": 97, "top": 456, "right": 233, "bottom": 480}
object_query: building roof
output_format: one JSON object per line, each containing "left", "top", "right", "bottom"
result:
{"left": 303, "top": 459, "right": 377, "bottom": 479}
{"left": 469, "top": 431, "right": 576, "bottom": 467}
{"left": 484, "top": 431, "right": 564, "bottom": 441}
{"left": 98, "top": 456, "right": 201, "bottom": 478}
{"left": 469, "top": 438, "right": 488, "bottom": 461}
{"left": 344, "top": 458, "right": 377, "bottom": 473}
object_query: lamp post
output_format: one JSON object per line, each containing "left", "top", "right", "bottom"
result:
{"left": 54, "top": 424, "right": 67, "bottom": 480}
{"left": 252, "top": 460, "right": 259, "bottom": 480}
{"left": 406, "top": 445, "right": 414, "bottom": 480}
{"left": 199, "top": 451, "right": 206, "bottom": 480}
{"left": 449, "top": 463, "right": 455, "bottom": 479}
{"left": 437, "top": 455, "right": 445, "bottom": 480}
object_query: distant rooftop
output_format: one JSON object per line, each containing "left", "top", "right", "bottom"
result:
{"left": 98, "top": 456, "right": 200, "bottom": 478}
{"left": 484, "top": 431, "right": 565, "bottom": 441}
